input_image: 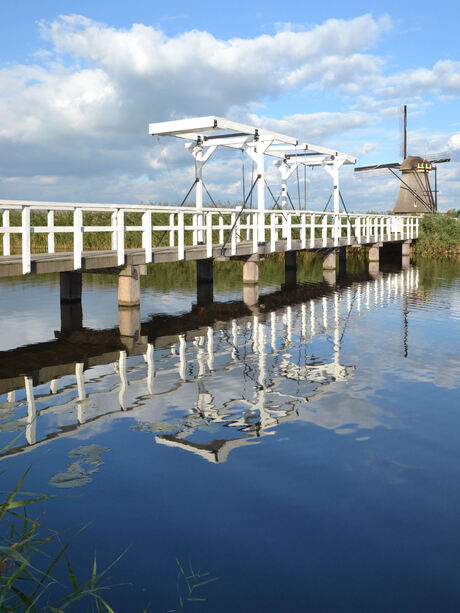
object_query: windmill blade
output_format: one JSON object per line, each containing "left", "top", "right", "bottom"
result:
{"left": 400, "top": 105, "right": 407, "bottom": 160}
{"left": 423, "top": 151, "right": 451, "bottom": 164}
{"left": 355, "top": 162, "right": 400, "bottom": 173}
{"left": 354, "top": 167, "right": 396, "bottom": 179}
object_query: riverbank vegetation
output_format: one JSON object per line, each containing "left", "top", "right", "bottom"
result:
{"left": 416, "top": 212, "right": 460, "bottom": 258}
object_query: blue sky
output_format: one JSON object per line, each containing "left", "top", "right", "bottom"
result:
{"left": 0, "top": 0, "right": 459, "bottom": 210}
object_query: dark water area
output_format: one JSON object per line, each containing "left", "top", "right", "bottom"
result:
{"left": 0, "top": 255, "right": 459, "bottom": 612}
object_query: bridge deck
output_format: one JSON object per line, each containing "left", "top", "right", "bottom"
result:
{"left": 0, "top": 234, "right": 400, "bottom": 278}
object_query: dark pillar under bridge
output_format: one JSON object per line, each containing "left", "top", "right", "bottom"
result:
{"left": 196, "top": 259, "right": 214, "bottom": 306}
{"left": 338, "top": 247, "right": 347, "bottom": 276}
{"left": 285, "top": 251, "right": 297, "bottom": 287}
{"left": 60, "top": 272, "right": 83, "bottom": 332}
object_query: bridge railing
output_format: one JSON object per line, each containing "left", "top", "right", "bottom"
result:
{"left": 0, "top": 201, "right": 419, "bottom": 274}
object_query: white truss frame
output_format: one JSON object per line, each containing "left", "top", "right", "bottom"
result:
{"left": 149, "top": 116, "right": 357, "bottom": 241}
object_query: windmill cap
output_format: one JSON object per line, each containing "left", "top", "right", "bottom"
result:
{"left": 400, "top": 156, "right": 425, "bottom": 170}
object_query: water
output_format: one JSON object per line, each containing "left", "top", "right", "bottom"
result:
{"left": 0, "top": 257, "right": 459, "bottom": 612}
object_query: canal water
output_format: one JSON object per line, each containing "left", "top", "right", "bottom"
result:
{"left": 0, "top": 256, "right": 459, "bottom": 612}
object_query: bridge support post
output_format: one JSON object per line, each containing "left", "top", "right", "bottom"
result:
{"left": 118, "top": 265, "right": 140, "bottom": 307}
{"left": 402, "top": 240, "right": 411, "bottom": 257}
{"left": 196, "top": 259, "right": 214, "bottom": 306}
{"left": 285, "top": 251, "right": 297, "bottom": 287}
{"left": 60, "top": 272, "right": 83, "bottom": 332}
{"left": 243, "top": 254, "right": 259, "bottom": 284}
{"left": 322, "top": 250, "right": 337, "bottom": 285}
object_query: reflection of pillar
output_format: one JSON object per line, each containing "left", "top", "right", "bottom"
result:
{"left": 119, "top": 306, "right": 141, "bottom": 351}
{"left": 76, "top": 362, "right": 86, "bottom": 424}
{"left": 60, "top": 272, "right": 83, "bottom": 332}
{"left": 118, "top": 265, "right": 140, "bottom": 307}
{"left": 145, "top": 344, "right": 154, "bottom": 394}
{"left": 24, "top": 376, "right": 36, "bottom": 446}
{"left": 196, "top": 259, "right": 213, "bottom": 306}
{"left": 243, "top": 284, "right": 259, "bottom": 308}
{"left": 243, "top": 254, "right": 259, "bottom": 284}
{"left": 118, "top": 350, "right": 127, "bottom": 410}
{"left": 179, "top": 334, "right": 186, "bottom": 381}
{"left": 323, "top": 269, "right": 337, "bottom": 285}
{"left": 285, "top": 251, "right": 297, "bottom": 287}
{"left": 369, "top": 260, "right": 380, "bottom": 278}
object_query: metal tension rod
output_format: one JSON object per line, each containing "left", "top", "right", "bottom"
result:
{"left": 155, "top": 178, "right": 199, "bottom": 248}
{"left": 220, "top": 175, "right": 261, "bottom": 256}
{"left": 388, "top": 168, "right": 430, "bottom": 210}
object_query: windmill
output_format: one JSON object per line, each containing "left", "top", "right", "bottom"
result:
{"left": 354, "top": 105, "right": 450, "bottom": 213}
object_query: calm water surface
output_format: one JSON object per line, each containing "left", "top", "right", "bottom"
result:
{"left": 0, "top": 257, "right": 459, "bottom": 612}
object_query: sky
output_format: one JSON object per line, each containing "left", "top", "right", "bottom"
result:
{"left": 0, "top": 0, "right": 459, "bottom": 211}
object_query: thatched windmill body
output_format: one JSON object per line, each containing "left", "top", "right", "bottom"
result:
{"left": 355, "top": 106, "right": 450, "bottom": 213}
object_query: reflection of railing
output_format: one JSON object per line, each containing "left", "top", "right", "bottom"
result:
{"left": 0, "top": 268, "right": 420, "bottom": 461}
{"left": 0, "top": 200, "right": 419, "bottom": 274}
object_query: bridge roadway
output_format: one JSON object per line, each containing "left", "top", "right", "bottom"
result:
{"left": 0, "top": 234, "right": 405, "bottom": 278}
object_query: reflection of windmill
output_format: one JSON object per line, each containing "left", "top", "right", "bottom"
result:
{"left": 355, "top": 105, "right": 450, "bottom": 213}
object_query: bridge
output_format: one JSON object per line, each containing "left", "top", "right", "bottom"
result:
{"left": 0, "top": 267, "right": 419, "bottom": 463}
{"left": 0, "top": 116, "right": 417, "bottom": 315}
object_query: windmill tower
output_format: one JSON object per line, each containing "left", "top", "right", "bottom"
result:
{"left": 355, "top": 106, "right": 450, "bottom": 213}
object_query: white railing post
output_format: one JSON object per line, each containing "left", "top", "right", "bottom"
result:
{"left": 169, "top": 212, "right": 175, "bottom": 247}
{"left": 333, "top": 212, "right": 339, "bottom": 247}
{"left": 415, "top": 217, "right": 419, "bottom": 238}
{"left": 356, "top": 216, "right": 361, "bottom": 244}
{"left": 219, "top": 214, "right": 224, "bottom": 244}
{"left": 142, "top": 210, "right": 152, "bottom": 263}
{"left": 231, "top": 212, "right": 237, "bottom": 256}
{"left": 347, "top": 216, "right": 351, "bottom": 244}
{"left": 111, "top": 211, "right": 117, "bottom": 250}
{"left": 286, "top": 213, "right": 292, "bottom": 251}
{"left": 73, "top": 207, "right": 83, "bottom": 270}
{"left": 22, "top": 206, "right": 31, "bottom": 274}
{"left": 192, "top": 213, "right": 198, "bottom": 246}
{"left": 47, "top": 210, "right": 55, "bottom": 254}
{"left": 236, "top": 212, "right": 241, "bottom": 246}
{"left": 178, "top": 211, "right": 185, "bottom": 260}
{"left": 310, "top": 214, "right": 315, "bottom": 248}
{"left": 301, "top": 213, "right": 306, "bottom": 249}
{"left": 270, "top": 213, "right": 276, "bottom": 252}
{"left": 322, "top": 214, "right": 327, "bottom": 247}
{"left": 206, "top": 211, "right": 213, "bottom": 258}
{"left": 2, "top": 210, "right": 10, "bottom": 256}
{"left": 252, "top": 213, "right": 258, "bottom": 253}
{"left": 117, "top": 209, "right": 125, "bottom": 266}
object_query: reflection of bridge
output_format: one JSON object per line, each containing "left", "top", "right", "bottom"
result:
{"left": 0, "top": 267, "right": 419, "bottom": 462}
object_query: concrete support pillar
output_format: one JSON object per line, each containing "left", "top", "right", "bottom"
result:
{"left": 196, "top": 259, "right": 214, "bottom": 306}
{"left": 322, "top": 251, "right": 336, "bottom": 271}
{"left": 60, "top": 272, "right": 82, "bottom": 332}
{"left": 243, "top": 254, "right": 259, "bottom": 284}
{"left": 369, "top": 243, "right": 381, "bottom": 262}
{"left": 402, "top": 240, "right": 411, "bottom": 257}
{"left": 118, "top": 265, "right": 140, "bottom": 307}
{"left": 285, "top": 251, "right": 297, "bottom": 287}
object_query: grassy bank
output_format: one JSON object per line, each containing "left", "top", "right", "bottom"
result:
{"left": 416, "top": 213, "right": 460, "bottom": 258}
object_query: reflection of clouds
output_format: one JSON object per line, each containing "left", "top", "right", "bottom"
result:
{"left": 299, "top": 391, "right": 390, "bottom": 434}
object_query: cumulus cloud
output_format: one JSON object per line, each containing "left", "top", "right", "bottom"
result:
{"left": 0, "top": 12, "right": 458, "bottom": 208}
